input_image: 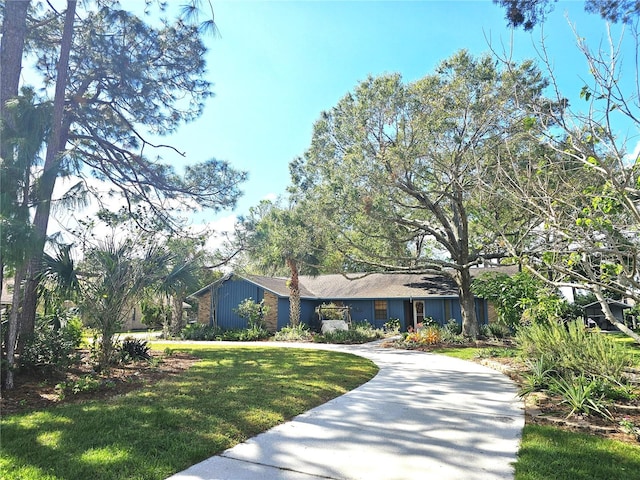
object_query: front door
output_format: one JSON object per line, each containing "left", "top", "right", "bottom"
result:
{"left": 414, "top": 300, "right": 425, "bottom": 330}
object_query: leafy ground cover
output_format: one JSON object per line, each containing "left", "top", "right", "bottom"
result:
{"left": 1, "top": 345, "right": 378, "bottom": 480}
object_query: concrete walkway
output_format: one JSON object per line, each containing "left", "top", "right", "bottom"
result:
{"left": 166, "top": 341, "right": 524, "bottom": 480}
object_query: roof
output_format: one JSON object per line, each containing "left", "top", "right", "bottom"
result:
{"left": 584, "top": 299, "right": 632, "bottom": 310}
{"left": 190, "top": 266, "right": 517, "bottom": 300}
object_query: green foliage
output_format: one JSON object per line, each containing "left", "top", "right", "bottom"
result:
{"left": 519, "top": 357, "right": 556, "bottom": 396}
{"left": 314, "top": 322, "right": 384, "bottom": 344}
{"left": 140, "top": 300, "right": 169, "bottom": 329}
{"left": 120, "top": 338, "right": 151, "bottom": 362}
{"left": 179, "top": 323, "right": 271, "bottom": 341}
{"left": 482, "top": 322, "right": 512, "bottom": 339}
{"left": 383, "top": 318, "right": 401, "bottom": 334}
{"left": 443, "top": 318, "right": 462, "bottom": 335}
{"left": 473, "top": 271, "right": 567, "bottom": 328}
{"left": 55, "top": 375, "right": 112, "bottom": 400}
{"left": 234, "top": 298, "right": 269, "bottom": 330}
{"left": 180, "top": 323, "right": 222, "bottom": 340}
{"left": 317, "top": 302, "right": 347, "bottom": 320}
{"left": 273, "top": 323, "right": 314, "bottom": 341}
{"left": 20, "top": 316, "right": 83, "bottom": 371}
{"left": 517, "top": 320, "right": 633, "bottom": 381}
{"left": 549, "top": 375, "right": 612, "bottom": 420}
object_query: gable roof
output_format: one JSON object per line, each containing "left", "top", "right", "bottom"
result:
{"left": 190, "top": 267, "right": 518, "bottom": 300}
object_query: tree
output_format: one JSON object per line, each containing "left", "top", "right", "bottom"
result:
{"left": 473, "top": 270, "right": 567, "bottom": 329}
{"left": 155, "top": 236, "right": 209, "bottom": 336}
{"left": 241, "top": 200, "right": 324, "bottom": 326}
{"left": 494, "top": 0, "right": 640, "bottom": 30}
{"left": 1, "top": 1, "right": 247, "bottom": 386}
{"left": 291, "top": 51, "right": 550, "bottom": 338}
{"left": 488, "top": 20, "right": 640, "bottom": 342}
{"left": 79, "top": 236, "right": 170, "bottom": 368}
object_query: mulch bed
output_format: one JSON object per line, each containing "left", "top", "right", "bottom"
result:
{"left": 1, "top": 350, "right": 199, "bottom": 415}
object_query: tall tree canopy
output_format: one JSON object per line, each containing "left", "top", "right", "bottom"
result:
{"left": 241, "top": 200, "right": 325, "bottom": 326}
{"left": 490, "top": 22, "right": 640, "bottom": 342}
{"left": 291, "top": 51, "right": 551, "bottom": 338}
{"left": 0, "top": 0, "right": 246, "bottom": 387}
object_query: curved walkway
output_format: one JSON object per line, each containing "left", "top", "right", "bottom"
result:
{"left": 166, "top": 341, "right": 524, "bottom": 480}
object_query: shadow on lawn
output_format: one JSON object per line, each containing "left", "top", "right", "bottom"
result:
{"left": 2, "top": 347, "right": 377, "bottom": 480}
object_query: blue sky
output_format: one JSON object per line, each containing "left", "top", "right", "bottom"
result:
{"left": 49, "top": 1, "right": 636, "bottom": 242}
{"left": 164, "top": 0, "right": 634, "bottom": 233}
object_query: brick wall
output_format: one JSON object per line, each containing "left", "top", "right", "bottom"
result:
{"left": 263, "top": 291, "right": 279, "bottom": 332}
{"left": 198, "top": 290, "right": 211, "bottom": 325}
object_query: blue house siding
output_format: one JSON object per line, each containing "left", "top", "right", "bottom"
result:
{"left": 213, "top": 278, "right": 266, "bottom": 329}
{"left": 196, "top": 274, "right": 492, "bottom": 332}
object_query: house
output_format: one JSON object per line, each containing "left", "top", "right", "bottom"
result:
{"left": 189, "top": 271, "right": 500, "bottom": 332}
{"left": 584, "top": 299, "right": 632, "bottom": 330}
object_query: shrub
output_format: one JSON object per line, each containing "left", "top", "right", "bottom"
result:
{"left": 317, "top": 302, "right": 347, "bottom": 320}
{"left": 180, "top": 323, "right": 222, "bottom": 340}
{"left": 444, "top": 318, "right": 462, "bottom": 335}
{"left": 273, "top": 324, "right": 314, "bottom": 341}
{"left": 483, "top": 322, "right": 512, "bottom": 339}
{"left": 550, "top": 374, "right": 612, "bottom": 419}
{"left": 21, "top": 316, "right": 83, "bottom": 371}
{"left": 180, "top": 323, "right": 271, "bottom": 341}
{"left": 315, "top": 322, "right": 383, "bottom": 344}
{"left": 120, "top": 337, "right": 152, "bottom": 361}
{"left": 234, "top": 298, "right": 269, "bottom": 330}
{"left": 384, "top": 318, "right": 401, "bottom": 334}
{"left": 517, "top": 320, "right": 632, "bottom": 382}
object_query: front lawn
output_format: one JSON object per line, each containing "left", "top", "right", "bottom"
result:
{"left": 1, "top": 345, "right": 378, "bottom": 480}
{"left": 516, "top": 424, "right": 640, "bottom": 480}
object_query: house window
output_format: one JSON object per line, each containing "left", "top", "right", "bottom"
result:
{"left": 374, "top": 300, "right": 387, "bottom": 320}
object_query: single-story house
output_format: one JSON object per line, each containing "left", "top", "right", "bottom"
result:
{"left": 584, "top": 299, "right": 632, "bottom": 330}
{"left": 190, "top": 270, "right": 504, "bottom": 332}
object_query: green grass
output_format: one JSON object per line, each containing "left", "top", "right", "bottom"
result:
{"left": 430, "top": 346, "right": 483, "bottom": 360}
{"left": 1, "top": 345, "right": 378, "bottom": 480}
{"left": 516, "top": 425, "right": 640, "bottom": 480}
{"left": 609, "top": 332, "right": 640, "bottom": 365}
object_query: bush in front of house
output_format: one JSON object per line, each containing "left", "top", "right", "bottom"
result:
{"left": 273, "top": 323, "right": 314, "bottom": 341}
{"left": 21, "top": 315, "right": 84, "bottom": 372}
{"left": 179, "top": 323, "right": 271, "bottom": 341}
{"left": 314, "top": 321, "right": 384, "bottom": 344}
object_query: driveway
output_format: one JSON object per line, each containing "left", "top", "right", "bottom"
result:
{"left": 166, "top": 341, "right": 524, "bottom": 480}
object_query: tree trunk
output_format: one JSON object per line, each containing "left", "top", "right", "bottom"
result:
{"left": 0, "top": 0, "right": 30, "bottom": 306}
{"left": 4, "top": 267, "right": 25, "bottom": 388}
{"left": 19, "top": 0, "right": 77, "bottom": 346}
{"left": 171, "top": 295, "right": 185, "bottom": 336}
{"left": 286, "top": 258, "right": 300, "bottom": 327}
{"left": 455, "top": 268, "right": 479, "bottom": 339}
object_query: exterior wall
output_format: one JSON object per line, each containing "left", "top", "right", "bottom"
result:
{"left": 198, "top": 289, "right": 212, "bottom": 325}
{"left": 212, "top": 277, "right": 266, "bottom": 330}
{"left": 263, "top": 291, "right": 279, "bottom": 332}
{"left": 197, "top": 277, "right": 490, "bottom": 332}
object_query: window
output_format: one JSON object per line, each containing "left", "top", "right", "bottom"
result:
{"left": 374, "top": 300, "right": 387, "bottom": 320}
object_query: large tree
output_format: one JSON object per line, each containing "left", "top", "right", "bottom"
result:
{"left": 241, "top": 200, "right": 324, "bottom": 326}
{"left": 291, "top": 51, "right": 550, "bottom": 338}
{"left": 490, "top": 23, "right": 640, "bottom": 342}
{"left": 1, "top": 1, "right": 246, "bottom": 388}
